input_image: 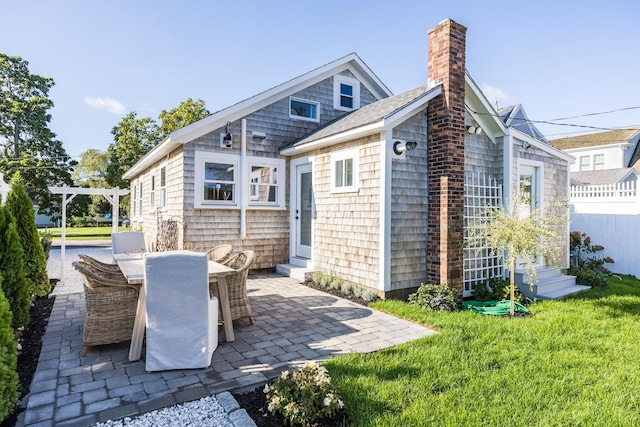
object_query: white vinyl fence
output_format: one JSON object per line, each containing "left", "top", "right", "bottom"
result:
{"left": 570, "top": 213, "right": 640, "bottom": 278}
{"left": 570, "top": 181, "right": 640, "bottom": 278}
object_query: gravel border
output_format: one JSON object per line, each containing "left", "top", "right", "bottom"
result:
{"left": 47, "top": 247, "right": 257, "bottom": 427}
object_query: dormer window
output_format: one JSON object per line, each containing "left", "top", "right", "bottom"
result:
{"left": 290, "top": 97, "right": 319, "bottom": 122}
{"left": 333, "top": 75, "right": 360, "bottom": 111}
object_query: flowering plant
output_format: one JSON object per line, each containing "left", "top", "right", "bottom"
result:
{"left": 263, "top": 361, "right": 344, "bottom": 426}
{"left": 408, "top": 283, "right": 459, "bottom": 311}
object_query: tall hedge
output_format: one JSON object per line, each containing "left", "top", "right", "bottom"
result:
{"left": 0, "top": 280, "right": 19, "bottom": 423}
{"left": 5, "top": 174, "right": 50, "bottom": 297}
{"left": 0, "top": 205, "right": 30, "bottom": 329}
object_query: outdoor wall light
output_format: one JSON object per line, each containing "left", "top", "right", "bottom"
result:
{"left": 522, "top": 140, "right": 531, "bottom": 149}
{"left": 466, "top": 125, "right": 483, "bottom": 135}
{"left": 222, "top": 121, "right": 232, "bottom": 148}
{"left": 393, "top": 140, "right": 417, "bottom": 155}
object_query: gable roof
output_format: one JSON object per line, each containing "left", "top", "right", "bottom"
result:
{"left": 123, "top": 53, "right": 392, "bottom": 179}
{"left": 498, "top": 104, "right": 549, "bottom": 144}
{"left": 570, "top": 168, "right": 637, "bottom": 186}
{"left": 551, "top": 128, "right": 640, "bottom": 150}
{"left": 280, "top": 84, "right": 442, "bottom": 154}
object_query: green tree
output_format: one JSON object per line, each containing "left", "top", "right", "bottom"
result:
{"left": 0, "top": 204, "right": 30, "bottom": 329}
{"left": 105, "top": 99, "right": 209, "bottom": 214}
{"left": 5, "top": 173, "right": 49, "bottom": 297}
{"left": 74, "top": 149, "right": 111, "bottom": 217}
{"left": 157, "top": 98, "right": 209, "bottom": 141}
{"left": 467, "top": 194, "right": 568, "bottom": 315}
{"left": 0, "top": 283, "right": 19, "bottom": 423}
{"left": 106, "top": 112, "right": 158, "bottom": 190}
{"left": 0, "top": 53, "right": 75, "bottom": 217}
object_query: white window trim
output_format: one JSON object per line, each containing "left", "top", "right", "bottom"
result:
{"left": 289, "top": 97, "right": 320, "bottom": 123}
{"left": 194, "top": 151, "right": 286, "bottom": 210}
{"left": 137, "top": 180, "right": 143, "bottom": 221}
{"left": 195, "top": 151, "right": 239, "bottom": 209}
{"left": 333, "top": 75, "right": 360, "bottom": 112}
{"left": 593, "top": 154, "right": 605, "bottom": 170}
{"left": 158, "top": 163, "right": 167, "bottom": 210}
{"left": 132, "top": 180, "right": 138, "bottom": 219}
{"left": 331, "top": 148, "right": 359, "bottom": 193}
{"left": 149, "top": 168, "right": 156, "bottom": 212}
{"left": 248, "top": 158, "right": 286, "bottom": 208}
{"left": 579, "top": 155, "right": 590, "bottom": 171}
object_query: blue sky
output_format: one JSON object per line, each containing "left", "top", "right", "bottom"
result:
{"left": 2, "top": 0, "right": 639, "bottom": 160}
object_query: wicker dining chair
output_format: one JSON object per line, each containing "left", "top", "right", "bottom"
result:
{"left": 72, "top": 261, "right": 139, "bottom": 355}
{"left": 206, "top": 244, "right": 233, "bottom": 263}
{"left": 209, "top": 250, "right": 256, "bottom": 325}
{"left": 78, "top": 254, "right": 122, "bottom": 275}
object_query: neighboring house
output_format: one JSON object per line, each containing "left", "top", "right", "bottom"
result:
{"left": 123, "top": 19, "right": 573, "bottom": 299}
{"left": 551, "top": 128, "right": 640, "bottom": 173}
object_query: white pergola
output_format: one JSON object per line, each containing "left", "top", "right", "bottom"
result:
{"left": 48, "top": 186, "right": 130, "bottom": 281}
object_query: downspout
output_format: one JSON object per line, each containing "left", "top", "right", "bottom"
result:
{"left": 380, "top": 130, "right": 391, "bottom": 292}
{"left": 240, "top": 119, "right": 247, "bottom": 240}
{"left": 503, "top": 131, "right": 513, "bottom": 206}
{"left": 503, "top": 132, "right": 513, "bottom": 279}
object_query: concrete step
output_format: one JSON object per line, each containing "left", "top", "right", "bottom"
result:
{"left": 515, "top": 266, "right": 561, "bottom": 283}
{"left": 275, "top": 264, "right": 313, "bottom": 282}
{"left": 537, "top": 284, "right": 591, "bottom": 300}
{"left": 515, "top": 266, "right": 589, "bottom": 300}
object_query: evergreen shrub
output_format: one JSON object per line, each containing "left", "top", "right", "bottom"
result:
{"left": 5, "top": 175, "right": 50, "bottom": 296}
{"left": 0, "top": 206, "right": 30, "bottom": 329}
{"left": 0, "top": 283, "right": 19, "bottom": 423}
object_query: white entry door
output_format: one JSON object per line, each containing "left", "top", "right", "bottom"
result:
{"left": 295, "top": 164, "right": 313, "bottom": 259}
{"left": 518, "top": 164, "right": 542, "bottom": 267}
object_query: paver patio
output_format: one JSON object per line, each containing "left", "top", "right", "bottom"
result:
{"left": 18, "top": 274, "right": 437, "bottom": 426}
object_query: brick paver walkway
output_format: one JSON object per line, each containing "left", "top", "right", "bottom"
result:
{"left": 18, "top": 274, "right": 436, "bottom": 426}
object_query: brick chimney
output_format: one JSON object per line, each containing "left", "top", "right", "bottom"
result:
{"left": 425, "top": 19, "right": 467, "bottom": 294}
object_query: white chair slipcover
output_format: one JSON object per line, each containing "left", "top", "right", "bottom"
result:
{"left": 143, "top": 250, "right": 218, "bottom": 371}
{"left": 112, "top": 231, "right": 146, "bottom": 255}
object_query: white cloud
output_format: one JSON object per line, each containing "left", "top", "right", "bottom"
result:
{"left": 84, "top": 97, "right": 126, "bottom": 115}
{"left": 479, "top": 83, "right": 512, "bottom": 109}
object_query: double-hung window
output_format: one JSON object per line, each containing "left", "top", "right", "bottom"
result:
{"left": 331, "top": 149, "right": 358, "bottom": 193}
{"left": 150, "top": 172, "right": 156, "bottom": 209}
{"left": 138, "top": 180, "right": 143, "bottom": 218}
{"left": 132, "top": 182, "right": 138, "bottom": 218}
{"left": 333, "top": 75, "right": 360, "bottom": 111}
{"left": 158, "top": 165, "right": 167, "bottom": 208}
{"left": 593, "top": 154, "right": 605, "bottom": 170}
{"left": 248, "top": 159, "right": 285, "bottom": 207}
{"left": 195, "top": 151, "right": 285, "bottom": 209}
{"left": 579, "top": 156, "right": 590, "bottom": 171}
{"left": 290, "top": 97, "right": 319, "bottom": 122}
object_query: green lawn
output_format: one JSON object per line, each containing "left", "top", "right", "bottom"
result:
{"left": 39, "top": 226, "right": 127, "bottom": 240}
{"left": 325, "top": 276, "right": 640, "bottom": 426}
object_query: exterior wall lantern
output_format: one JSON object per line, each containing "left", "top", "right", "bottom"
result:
{"left": 466, "top": 125, "right": 483, "bottom": 135}
{"left": 393, "top": 140, "right": 417, "bottom": 155}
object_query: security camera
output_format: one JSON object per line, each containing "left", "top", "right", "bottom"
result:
{"left": 393, "top": 140, "right": 417, "bottom": 155}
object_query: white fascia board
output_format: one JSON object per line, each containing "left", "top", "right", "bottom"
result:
{"left": 122, "top": 136, "right": 175, "bottom": 179}
{"left": 125, "top": 54, "right": 392, "bottom": 177}
{"left": 510, "top": 128, "right": 574, "bottom": 162}
{"left": 382, "top": 85, "right": 442, "bottom": 130}
{"left": 464, "top": 72, "right": 507, "bottom": 142}
{"left": 348, "top": 54, "right": 393, "bottom": 99}
{"left": 171, "top": 54, "right": 389, "bottom": 145}
{"left": 280, "top": 120, "right": 385, "bottom": 156}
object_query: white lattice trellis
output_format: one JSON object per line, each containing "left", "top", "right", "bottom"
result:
{"left": 463, "top": 172, "right": 503, "bottom": 297}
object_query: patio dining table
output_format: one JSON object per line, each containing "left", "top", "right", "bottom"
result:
{"left": 113, "top": 252, "right": 237, "bottom": 361}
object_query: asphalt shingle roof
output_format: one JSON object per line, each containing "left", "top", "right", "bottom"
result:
{"left": 570, "top": 168, "right": 636, "bottom": 186}
{"left": 551, "top": 129, "right": 640, "bottom": 150}
{"left": 283, "top": 84, "right": 435, "bottom": 150}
